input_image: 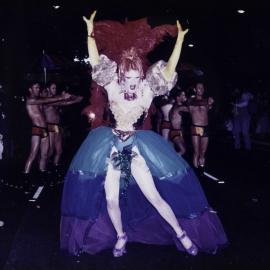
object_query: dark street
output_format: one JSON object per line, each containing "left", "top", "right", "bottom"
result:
{"left": 1, "top": 137, "right": 269, "bottom": 270}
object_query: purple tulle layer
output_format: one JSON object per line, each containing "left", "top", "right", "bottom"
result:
{"left": 60, "top": 208, "right": 228, "bottom": 255}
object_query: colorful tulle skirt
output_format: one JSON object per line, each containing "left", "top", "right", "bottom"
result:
{"left": 60, "top": 127, "right": 228, "bottom": 255}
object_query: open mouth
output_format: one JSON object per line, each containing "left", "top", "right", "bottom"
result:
{"left": 130, "top": 85, "right": 136, "bottom": 90}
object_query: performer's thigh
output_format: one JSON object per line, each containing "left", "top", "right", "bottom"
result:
{"left": 161, "top": 129, "right": 170, "bottom": 140}
{"left": 30, "top": 136, "right": 41, "bottom": 153}
{"left": 191, "top": 136, "right": 200, "bottom": 153}
{"left": 55, "top": 133, "right": 62, "bottom": 152}
{"left": 200, "top": 137, "right": 209, "bottom": 153}
{"left": 40, "top": 137, "right": 49, "bottom": 157}
{"left": 104, "top": 146, "right": 121, "bottom": 199}
{"left": 131, "top": 146, "right": 161, "bottom": 201}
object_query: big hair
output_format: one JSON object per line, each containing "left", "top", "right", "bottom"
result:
{"left": 118, "top": 47, "right": 144, "bottom": 83}
{"left": 82, "top": 17, "right": 178, "bottom": 128}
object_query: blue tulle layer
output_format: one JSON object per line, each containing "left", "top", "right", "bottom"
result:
{"left": 61, "top": 126, "right": 228, "bottom": 255}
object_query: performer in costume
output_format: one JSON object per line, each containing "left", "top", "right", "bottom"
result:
{"left": 60, "top": 11, "right": 228, "bottom": 257}
{"left": 169, "top": 90, "right": 188, "bottom": 155}
{"left": 42, "top": 82, "right": 83, "bottom": 173}
{"left": 187, "top": 82, "right": 214, "bottom": 168}
{"left": 23, "top": 82, "right": 71, "bottom": 175}
{"left": 159, "top": 95, "right": 174, "bottom": 140}
{"left": 81, "top": 12, "right": 177, "bottom": 129}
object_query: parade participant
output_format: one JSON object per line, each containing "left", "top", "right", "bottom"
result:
{"left": 42, "top": 82, "right": 83, "bottom": 174}
{"left": 188, "top": 82, "right": 214, "bottom": 168}
{"left": 23, "top": 82, "right": 71, "bottom": 178}
{"left": 159, "top": 95, "right": 174, "bottom": 140}
{"left": 60, "top": 11, "right": 227, "bottom": 257}
{"left": 169, "top": 90, "right": 188, "bottom": 155}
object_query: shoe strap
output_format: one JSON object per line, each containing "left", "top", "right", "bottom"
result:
{"left": 117, "top": 233, "right": 127, "bottom": 240}
{"left": 177, "top": 231, "right": 187, "bottom": 241}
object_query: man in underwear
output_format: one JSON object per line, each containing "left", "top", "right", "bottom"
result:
{"left": 23, "top": 81, "right": 71, "bottom": 186}
{"left": 169, "top": 90, "right": 188, "bottom": 155}
{"left": 159, "top": 95, "right": 175, "bottom": 140}
{"left": 187, "top": 82, "right": 214, "bottom": 169}
{"left": 42, "top": 82, "right": 83, "bottom": 176}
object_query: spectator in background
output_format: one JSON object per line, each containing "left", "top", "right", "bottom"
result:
{"left": 255, "top": 90, "right": 270, "bottom": 140}
{"left": 231, "top": 88, "right": 253, "bottom": 150}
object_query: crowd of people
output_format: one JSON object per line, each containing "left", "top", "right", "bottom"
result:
{"left": 223, "top": 85, "right": 270, "bottom": 150}
{"left": 157, "top": 82, "right": 214, "bottom": 170}
{"left": 22, "top": 81, "right": 83, "bottom": 188}
{"left": 1, "top": 8, "right": 270, "bottom": 261}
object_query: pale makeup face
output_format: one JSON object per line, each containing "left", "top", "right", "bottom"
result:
{"left": 123, "top": 69, "right": 141, "bottom": 94}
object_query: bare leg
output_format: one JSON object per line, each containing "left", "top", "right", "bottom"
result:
{"left": 131, "top": 146, "right": 193, "bottom": 250}
{"left": 198, "top": 137, "right": 209, "bottom": 166}
{"left": 48, "top": 132, "right": 55, "bottom": 161}
{"left": 24, "top": 136, "right": 40, "bottom": 173}
{"left": 161, "top": 128, "right": 170, "bottom": 141}
{"left": 104, "top": 146, "right": 125, "bottom": 249}
{"left": 173, "top": 138, "right": 186, "bottom": 155}
{"left": 39, "top": 137, "right": 49, "bottom": 171}
{"left": 54, "top": 132, "right": 63, "bottom": 165}
{"left": 191, "top": 136, "right": 200, "bottom": 168}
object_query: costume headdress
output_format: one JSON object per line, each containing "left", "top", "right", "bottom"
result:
{"left": 82, "top": 17, "right": 177, "bottom": 128}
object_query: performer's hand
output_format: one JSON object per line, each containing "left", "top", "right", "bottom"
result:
{"left": 83, "top": 10, "right": 97, "bottom": 36}
{"left": 61, "top": 91, "right": 71, "bottom": 100}
{"left": 77, "top": 96, "right": 83, "bottom": 102}
{"left": 71, "top": 95, "right": 83, "bottom": 102}
{"left": 208, "top": 97, "right": 214, "bottom": 106}
{"left": 176, "top": 20, "right": 189, "bottom": 42}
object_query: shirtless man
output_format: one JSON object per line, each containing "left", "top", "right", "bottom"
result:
{"left": 187, "top": 82, "right": 214, "bottom": 168}
{"left": 169, "top": 90, "right": 188, "bottom": 155}
{"left": 42, "top": 82, "right": 83, "bottom": 172}
{"left": 23, "top": 82, "right": 71, "bottom": 178}
{"left": 159, "top": 95, "right": 174, "bottom": 140}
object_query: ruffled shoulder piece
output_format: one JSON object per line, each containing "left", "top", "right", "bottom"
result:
{"left": 92, "top": 54, "right": 118, "bottom": 87}
{"left": 146, "top": 60, "right": 178, "bottom": 96}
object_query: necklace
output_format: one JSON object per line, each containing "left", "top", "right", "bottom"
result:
{"left": 124, "top": 92, "right": 137, "bottom": 101}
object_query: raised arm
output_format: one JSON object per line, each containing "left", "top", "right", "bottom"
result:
{"left": 162, "top": 21, "right": 188, "bottom": 81}
{"left": 178, "top": 106, "right": 189, "bottom": 112}
{"left": 50, "top": 95, "right": 83, "bottom": 106}
{"left": 27, "top": 92, "right": 71, "bottom": 105}
{"left": 83, "top": 11, "right": 99, "bottom": 67}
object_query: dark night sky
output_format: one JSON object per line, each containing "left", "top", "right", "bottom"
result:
{"left": 1, "top": 0, "right": 270, "bottom": 94}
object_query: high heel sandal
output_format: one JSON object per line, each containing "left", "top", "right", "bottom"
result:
{"left": 113, "top": 233, "right": 128, "bottom": 257}
{"left": 177, "top": 231, "right": 198, "bottom": 256}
